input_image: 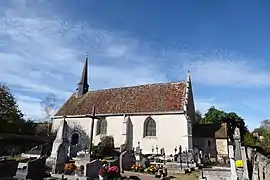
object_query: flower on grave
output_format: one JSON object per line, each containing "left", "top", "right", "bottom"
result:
{"left": 64, "top": 163, "right": 77, "bottom": 172}
{"left": 107, "top": 166, "right": 120, "bottom": 179}
{"left": 131, "top": 163, "right": 143, "bottom": 172}
{"left": 145, "top": 164, "right": 158, "bottom": 174}
{"left": 98, "top": 164, "right": 109, "bottom": 177}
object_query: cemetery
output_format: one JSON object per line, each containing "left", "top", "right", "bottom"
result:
{"left": 1, "top": 113, "right": 269, "bottom": 180}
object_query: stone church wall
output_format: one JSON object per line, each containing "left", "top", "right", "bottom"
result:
{"left": 52, "top": 113, "right": 190, "bottom": 155}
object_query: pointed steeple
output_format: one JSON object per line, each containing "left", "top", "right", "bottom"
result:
{"left": 76, "top": 55, "right": 89, "bottom": 97}
{"left": 187, "top": 70, "right": 191, "bottom": 83}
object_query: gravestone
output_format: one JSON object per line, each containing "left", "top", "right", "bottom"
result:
{"left": 48, "top": 119, "right": 70, "bottom": 173}
{"left": 120, "top": 151, "right": 136, "bottom": 171}
{"left": 16, "top": 157, "right": 47, "bottom": 180}
{"left": 0, "top": 159, "right": 18, "bottom": 179}
{"left": 241, "top": 146, "right": 249, "bottom": 180}
{"left": 84, "top": 159, "right": 102, "bottom": 179}
{"left": 177, "top": 152, "right": 193, "bottom": 163}
{"left": 197, "top": 150, "right": 203, "bottom": 165}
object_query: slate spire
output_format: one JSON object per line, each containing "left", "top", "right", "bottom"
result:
{"left": 76, "top": 55, "right": 89, "bottom": 97}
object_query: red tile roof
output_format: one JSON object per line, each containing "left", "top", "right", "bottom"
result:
{"left": 55, "top": 81, "right": 187, "bottom": 116}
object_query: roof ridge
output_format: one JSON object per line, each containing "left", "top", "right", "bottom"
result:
{"left": 89, "top": 80, "right": 187, "bottom": 93}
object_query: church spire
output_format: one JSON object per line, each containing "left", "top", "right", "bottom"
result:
{"left": 76, "top": 55, "right": 89, "bottom": 97}
{"left": 187, "top": 70, "right": 191, "bottom": 83}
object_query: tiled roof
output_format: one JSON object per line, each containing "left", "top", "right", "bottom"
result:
{"left": 192, "top": 123, "right": 228, "bottom": 139}
{"left": 55, "top": 81, "right": 187, "bottom": 116}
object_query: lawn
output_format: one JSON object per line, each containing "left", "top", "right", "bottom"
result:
{"left": 172, "top": 170, "right": 201, "bottom": 180}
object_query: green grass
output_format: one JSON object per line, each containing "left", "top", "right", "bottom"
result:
{"left": 172, "top": 170, "right": 201, "bottom": 180}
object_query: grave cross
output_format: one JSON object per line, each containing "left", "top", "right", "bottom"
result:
{"left": 87, "top": 105, "right": 100, "bottom": 161}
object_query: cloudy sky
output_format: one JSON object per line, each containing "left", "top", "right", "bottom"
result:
{"left": 1, "top": 0, "right": 270, "bottom": 130}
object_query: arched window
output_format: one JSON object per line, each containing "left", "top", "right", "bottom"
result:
{"left": 143, "top": 117, "right": 156, "bottom": 137}
{"left": 71, "top": 133, "right": 79, "bottom": 145}
{"left": 96, "top": 118, "right": 107, "bottom": 135}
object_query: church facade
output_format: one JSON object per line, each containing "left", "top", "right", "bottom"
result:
{"left": 52, "top": 57, "right": 196, "bottom": 156}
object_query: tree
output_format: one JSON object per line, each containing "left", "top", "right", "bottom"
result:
{"left": 253, "top": 124, "right": 270, "bottom": 153}
{"left": 193, "top": 110, "right": 202, "bottom": 125}
{"left": 200, "top": 106, "right": 227, "bottom": 124}
{"left": 0, "top": 84, "right": 24, "bottom": 133}
{"left": 200, "top": 106, "right": 248, "bottom": 142}
{"left": 19, "top": 119, "right": 37, "bottom": 135}
{"left": 41, "top": 93, "right": 56, "bottom": 121}
{"left": 242, "top": 131, "right": 260, "bottom": 147}
{"left": 98, "top": 135, "right": 115, "bottom": 156}
{"left": 40, "top": 93, "right": 57, "bottom": 135}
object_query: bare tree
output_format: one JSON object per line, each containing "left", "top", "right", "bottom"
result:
{"left": 40, "top": 93, "right": 57, "bottom": 135}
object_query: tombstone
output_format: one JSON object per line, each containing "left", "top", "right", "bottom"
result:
{"left": 49, "top": 119, "right": 70, "bottom": 173}
{"left": 241, "top": 146, "right": 249, "bottom": 179}
{"left": 135, "top": 145, "right": 141, "bottom": 161}
{"left": 16, "top": 157, "right": 47, "bottom": 180}
{"left": 0, "top": 159, "right": 18, "bottom": 179}
{"left": 197, "top": 150, "right": 203, "bottom": 165}
{"left": 50, "top": 119, "right": 70, "bottom": 158}
{"left": 228, "top": 145, "right": 238, "bottom": 180}
{"left": 120, "top": 144, "right": 127, "bottom": 153}
{"left": 120, "top": 151, "right": 136, "bottom": 171}
{"left": 84, "top": 159, "right": 102, "bottom": 179}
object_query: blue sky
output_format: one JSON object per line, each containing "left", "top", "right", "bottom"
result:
{"left": 0, "top": 0, "right": 270, "bottom": 130}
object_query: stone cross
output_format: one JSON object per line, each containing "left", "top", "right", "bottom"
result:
{"left": 87, "top": 106, "right": 100, "bottom": 161}
{"left": 234, "top": 127, "right": 242, "bottom": 162}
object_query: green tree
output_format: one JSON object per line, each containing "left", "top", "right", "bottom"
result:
{"left": 201, "top": 106, "right": 227, "bottom": 124}
{"left": 200, "top": 106, "right": 249, "bottom": 142}
{"left": 242, "top": 131, "right": 260, "bottom": 147}
{"left": 20, "top": 119, "right": 37, "bottom": 135}
{"left": 0, "top": 84, "right": 24, "bottom": 133}
{"left": 253, "top": 122, "right": 270, "bottom": 153}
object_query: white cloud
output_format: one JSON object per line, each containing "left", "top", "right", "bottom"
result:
{"left": 0, "top": 1, "right": 169, "bottom": 119}
{"left": 0, "top": 0, "right": 270, "bottom": 122}
{"left": 182, "top": 51, "right": 270, "bottom": 86}
{"left": 14, "top": 93, "right": 42, "bottom": 120}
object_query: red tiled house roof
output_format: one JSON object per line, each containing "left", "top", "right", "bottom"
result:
{"left": 55, "top": 81, "right": 187, "bottom": 116}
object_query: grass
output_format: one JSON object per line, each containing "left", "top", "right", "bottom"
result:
{"left": 172, "top": 170, "right": 201, "bottom": 180}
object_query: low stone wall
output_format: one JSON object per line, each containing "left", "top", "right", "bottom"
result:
{"left": 201, "top": 168, "right": 231, "bottom": 180}
{"left": 249, "top": 149, "right": 270, "bottom": 180}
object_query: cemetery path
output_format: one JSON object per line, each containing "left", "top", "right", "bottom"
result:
{"left": 122, "top": 171, "right": 156, "bottom": 180}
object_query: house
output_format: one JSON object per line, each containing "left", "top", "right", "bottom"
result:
{"left": 192, "top": 123, "right": 228, "bottom": 161}
{"left": 51, "top": 57, "right": 196, "bottom": 155}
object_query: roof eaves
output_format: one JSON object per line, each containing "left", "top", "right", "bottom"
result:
{"left": 53, "top": 110, "right": 185, "bottom": 119}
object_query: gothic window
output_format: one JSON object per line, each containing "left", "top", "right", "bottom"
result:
{"left": 71, "top": 133, "right": 79, "bottom": 145}
{"left": 96, "top": 118, "right": 107, "bottom": 135}
{"left": 143, "top": 117, "right": 156, "bottom": 137}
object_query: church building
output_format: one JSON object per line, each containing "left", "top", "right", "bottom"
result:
{"left": 52, "top": 57, "right": 196, "bottom": 155}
